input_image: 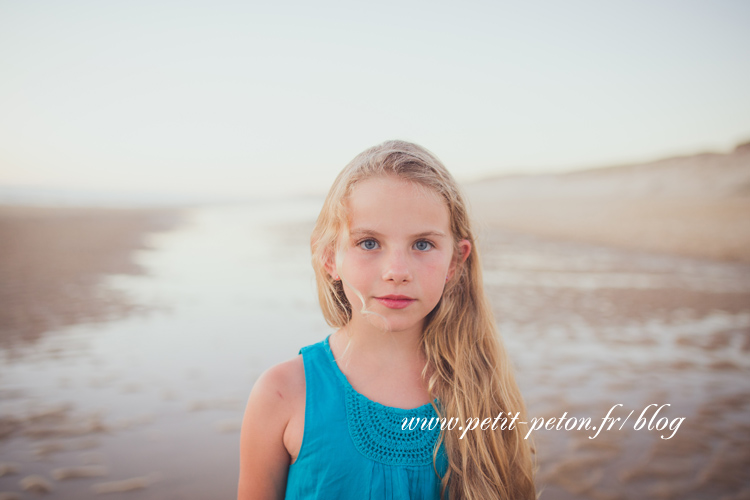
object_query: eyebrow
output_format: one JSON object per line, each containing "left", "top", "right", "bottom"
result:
{"left": 349, "top": 228, "right": 448, "bottom": 239}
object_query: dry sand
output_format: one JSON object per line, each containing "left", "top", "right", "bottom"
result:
{"left": 465, "top": 141, "right": 750, "bottom": 263}
{"left": 468, "top": 196, "right": 750, "bottom": 263}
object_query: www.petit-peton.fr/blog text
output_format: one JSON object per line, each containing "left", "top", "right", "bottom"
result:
{"left": 401, "top": 404, "right": 685, "bottom": 440}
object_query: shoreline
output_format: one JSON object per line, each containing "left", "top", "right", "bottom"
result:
{"left": 0, "top": 205, "right": 184, "bottom": 352}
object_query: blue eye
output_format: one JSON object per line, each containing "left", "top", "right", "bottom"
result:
{"left": 414, "top": 240, "right": 433, "bottom": 251}
{"left": 359, "top": 239, "right": 379, "bottom": 250}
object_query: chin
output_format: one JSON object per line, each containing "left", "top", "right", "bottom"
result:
{"left": 374, "top": 318, "right": 423, "bottom": 334}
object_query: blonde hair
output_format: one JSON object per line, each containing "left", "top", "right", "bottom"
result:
{"left": 310, "top": 140, "right": 536, "bottom": 500}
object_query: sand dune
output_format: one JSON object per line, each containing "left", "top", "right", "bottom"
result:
{"left": 465, "top": 141, "right": 750, "bottom": 263}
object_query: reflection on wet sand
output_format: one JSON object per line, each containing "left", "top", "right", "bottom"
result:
{"left": 481, "top": 229, "right": 750, "bottom": 499}
{"left": 0, "top": 202, "right": 321, "bottom": 499}
{"left": 0, "top": 206, "right": 183, "bottom": 499}
{"left": 90, "top": 474, "right": 161, "bottom": 494}
{"left": 0, "top": 206, "right": 182, "bottom": 353}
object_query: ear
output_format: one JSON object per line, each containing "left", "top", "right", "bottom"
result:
{"left": 323, "top": 247, "right": 339, "bottom": 280}
{"left": 447, "top": 239, "right": 471, "bottom": 281}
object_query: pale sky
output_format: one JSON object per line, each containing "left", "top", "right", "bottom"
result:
{"left": 1, "top": 0, "right": 749, "bottom": 198}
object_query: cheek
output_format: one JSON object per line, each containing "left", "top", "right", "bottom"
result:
{"left": 424, "top": 251, "right": 452, "bottom": 274}
{"left": 424, "top": 264, "right": 445, "bottom": 283}
{"left": 338, "top": 250, "right": 376, "bottom": 284}
{"left": 420, "top": 256, "right": 451, "bottom": 290}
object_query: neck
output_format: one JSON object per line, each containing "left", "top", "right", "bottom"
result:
{"left": 332, "top": 313, "right": 425, "bottom": 368}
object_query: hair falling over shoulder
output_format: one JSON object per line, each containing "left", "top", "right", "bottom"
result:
{"left": 310, "top": 140, "right": 536, "bottom": 500}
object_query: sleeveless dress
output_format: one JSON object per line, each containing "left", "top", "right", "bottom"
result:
{"left": 285, "top": 336, "right": 449, "bottom": 499}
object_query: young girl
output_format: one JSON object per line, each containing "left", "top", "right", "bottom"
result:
{"left": 238, "top": 141, "right": 535, "bottom": 499}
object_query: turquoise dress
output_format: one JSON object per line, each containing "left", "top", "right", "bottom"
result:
{"left": 285, "top": 336, "right": 449, "bottom": 499}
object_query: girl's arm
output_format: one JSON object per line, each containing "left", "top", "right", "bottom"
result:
{"left": 238, "top": 358, "right": 304, "bottom": 500}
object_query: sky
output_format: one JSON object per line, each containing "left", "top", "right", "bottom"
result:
{"left": 1, "top": 0, "right": 749, "bottom": 199}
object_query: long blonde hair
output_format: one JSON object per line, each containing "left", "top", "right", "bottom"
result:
{"left": 310, "top": 140, "right": 536, "bottom": 500}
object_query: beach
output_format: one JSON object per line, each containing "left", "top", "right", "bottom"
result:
{"left": 0, "top": 201, "right": 325, "bottom": 499}
{"left": 0, "top": 206, "right": 182, "bottom": 353}
{"left": 475, "top": 227, "right": 750, "bottom": 499}
{"left": 463, "top": 143, "right": 750, "bottom": 498}
{"left": 1, "top": 145, "right": 749, "bottom": 499}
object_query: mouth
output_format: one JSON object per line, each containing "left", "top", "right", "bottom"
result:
{"left": 374, "top": 295, "right": 416, "bottom": 309}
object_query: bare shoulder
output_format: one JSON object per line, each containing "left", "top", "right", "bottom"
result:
{"left": 242, "top": 355, "right": 306, "bottom": 438}
{"left": 238, "top": 355, "right": 305, "bottom": 500}
{"left": 264, "top": 354, "right": 305, "bottom": 399}
{"left": 251, "top": 355, "right": 305, "bottom": 406}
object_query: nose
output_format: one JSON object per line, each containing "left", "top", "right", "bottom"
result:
{"left": 382, "top": 249, "right": 412, "bottom": 283}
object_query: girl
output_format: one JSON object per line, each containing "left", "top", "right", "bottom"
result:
{"left": 238, "top": 141, "right": 535, "bottom": 499}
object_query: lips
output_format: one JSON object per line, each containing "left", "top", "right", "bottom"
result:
{"left": 375, "top": 295, "right": 416, "bottom": 309}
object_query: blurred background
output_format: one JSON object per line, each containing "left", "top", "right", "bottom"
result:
{"left": 1, "top": 1, "right": 749, "bottom": 499}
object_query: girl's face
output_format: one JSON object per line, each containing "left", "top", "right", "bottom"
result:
{"left": 330, "top": 175, "right": 470, "bottom": 335}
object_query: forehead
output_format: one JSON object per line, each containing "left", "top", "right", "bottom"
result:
{"left": 345, "top": 176, "right": 450, "bottom": 235}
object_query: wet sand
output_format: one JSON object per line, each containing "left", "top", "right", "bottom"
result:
{"left": 0, "top": 206, "right": 182, "bottom": 353}
{"left": 0, "top": 177, "right": 749, "bottom": 499}
{"left": 475, "top": 228, "right": 750, "bottom": 500}
{"left": 0, "top": 202, "right": 319, "bottom": 500}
